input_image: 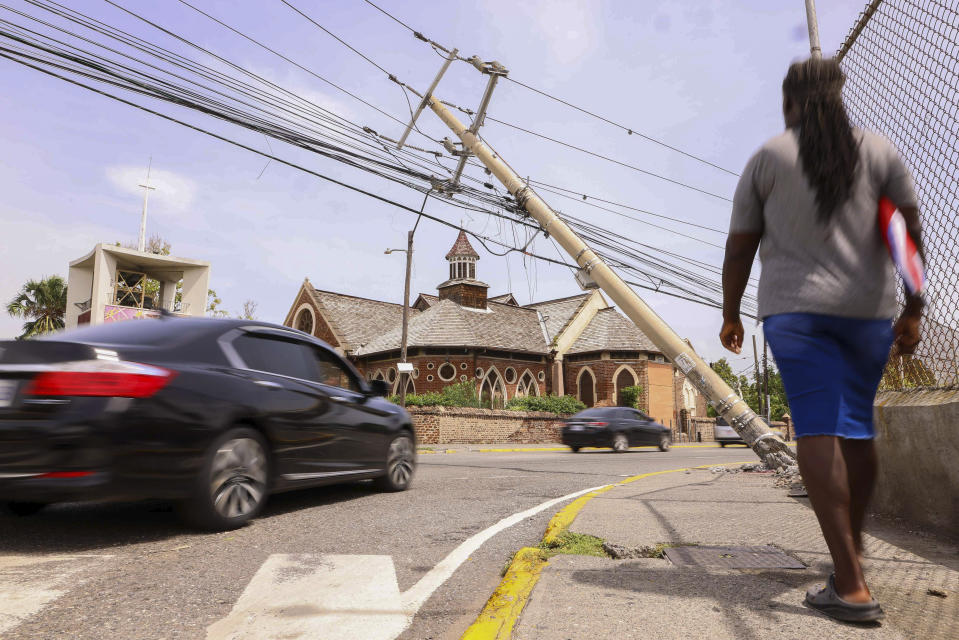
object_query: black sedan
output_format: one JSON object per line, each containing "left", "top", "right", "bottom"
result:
{"left": 561, "top": 407, "right": 671, "bottom": 453}
{"left": 0, "top": 317, "right": 416, "bottom": 530}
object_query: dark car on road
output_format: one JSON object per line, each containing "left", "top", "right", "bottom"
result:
{"left": 561, "top": 407, "right": 671, "bottom": 453}
{"left": 0, "top": 318, "right": 416, "bottom": 530}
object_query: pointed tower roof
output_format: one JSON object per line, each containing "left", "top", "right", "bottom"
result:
{"left": 446, "top": 230, "right": 480, "bottom": 259}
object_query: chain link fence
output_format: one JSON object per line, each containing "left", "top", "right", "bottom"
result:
{"left": 837, "top": 0, "right": 959, "bottom": 389}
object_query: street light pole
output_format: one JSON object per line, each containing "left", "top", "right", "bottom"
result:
{"left": 386, "top": 193, "right": 430, "bottom": 407}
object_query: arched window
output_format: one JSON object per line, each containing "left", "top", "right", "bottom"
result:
{"left": 614, "top": 366, "right": 639, "bottom": 407}
{"left": 577, "top": 368, "right": 596, "bottom": 407}
{"left": 398, "top": 376, "right": 415, "bottom": 396}
{"left": 480, "top": 369, "right": 507, "bottom": 409}
{"left": 516, "top": 370, "right": 539, "bottom": 397}
{"left": 294, "top": 305, "right": 314, "bottom": 335}
{"left": 373, "top": 370, "right": 385, "bottom": 381}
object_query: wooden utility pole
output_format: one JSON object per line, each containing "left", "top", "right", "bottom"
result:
{"left": 752, "top": 334, "right": 763, "bottom": 418}
{"left": 805, "top": 0, "right": 823, "bottom": 59}
{"left": 425, "top": 94, "right": 795, "bottom": 469}
{"left": 763, "top": 336, "right": 771, "bottom": 422}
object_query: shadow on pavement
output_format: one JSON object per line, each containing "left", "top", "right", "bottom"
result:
{"left": 0, "top": 481, "right": 383, "bottom": 553}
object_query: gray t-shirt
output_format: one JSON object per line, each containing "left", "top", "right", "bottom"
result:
{"left": 730, "top": 128, "right": 917, "bottom": 320}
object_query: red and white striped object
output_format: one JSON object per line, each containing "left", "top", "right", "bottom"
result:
{"left": 878, "top": 196, "right": 926, "bottom": 296}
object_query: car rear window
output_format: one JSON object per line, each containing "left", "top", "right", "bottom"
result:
{"left": 232, "top": 334, "right": 320, "bottom": 381}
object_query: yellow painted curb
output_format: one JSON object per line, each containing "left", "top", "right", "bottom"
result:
{"left": 475, "top": 444, "right": 794, "bottom": 453}
{"left": 460, "top": 547, "right": 549, "bottom": 640}
{"left": 461, "top": 461, "right": 754, "bottom": 639}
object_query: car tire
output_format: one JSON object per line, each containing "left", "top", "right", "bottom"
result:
{"left": 658, "top": 435, "right": 671, "bottom": 452}
{"left": 179, "top": 427, "right": 270, "bottom": 531}
{"left": 375, "top": 432, "right": 416, "bottom": 492}
{"left": 611, "top": 433, "right": 629, "bottom": 453}
{"left": 569, "top": 446, "right": 581, "bottom": 453}
{"left": 719, "top": 442, "right": 726, "bottom": 448}
{"left": 5, "top": 501, "right": 47, "bottom": 516}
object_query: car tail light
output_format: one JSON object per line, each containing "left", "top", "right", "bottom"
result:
{"left": 588, "top": 421, "right": 609, "bottom": 427}
{"left": 25, "top": 361, "right": 175, "bottom": 398}
{"left": 37, "top": 471, "right": 95, "bottom": 479}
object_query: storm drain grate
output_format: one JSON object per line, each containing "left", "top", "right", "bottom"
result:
{"left": 664, "top": 545, "right": 805, "bottom": 569}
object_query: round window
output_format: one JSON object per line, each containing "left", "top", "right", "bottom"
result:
{"left": 460, "top": 362, "right": 468, "bottom": 370}
{"left": 426, "top": 374, "right": 434, "bottom": 382}
{"left": 438, "top": 362, "right": 457, "bottom": 381}
{"left": 295, "top": 308, "right": 314, "bottom": 335}
{"left": 475, "top": 367, "right": 484, "bottom": 378}
{"left": 426, "top": 362, "right": 435, "bottom": 370}
{"left": 413, "top": 368, "right": 420, "bottom": 379}
{"left": 504, "top": 367, "right": 517, "bottom": 384}
{"left": 538, "top": 371, "right": 546, "bottom": 381}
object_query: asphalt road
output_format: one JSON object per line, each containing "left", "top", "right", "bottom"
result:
{"left": 0, "top": 444, "right": 759, "bottom": 640}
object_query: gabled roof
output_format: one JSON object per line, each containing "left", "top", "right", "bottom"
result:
{"left": 524, "top": 293, "right": 593, "bottom": 342}
{"left": 489, "top": 293, "right": 519, "bottom": 306}
{"left": 445, "top": 230, "right": 480, "bottom": 259}
{"left": 413, "top": 293, "right": 439, "bottom": 310}
{"left": 566, "top": 307, "right": 659, "bottom": 354}
{"left": 356, "top": 299, "right": 548, "bottom": 356}
{"left": 308, "top": 284, "right": 416, "bottom": 354}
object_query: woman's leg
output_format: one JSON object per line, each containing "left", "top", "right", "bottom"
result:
{"left": 797, "top": 435, "right": 872, "bottom": 602}
{"left": 840, "top": 438, "right": 878, "bottom": 558}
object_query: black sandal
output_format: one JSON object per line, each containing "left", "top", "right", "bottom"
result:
{"left": 804, "top": 574, "right": 884, "bottom": 623}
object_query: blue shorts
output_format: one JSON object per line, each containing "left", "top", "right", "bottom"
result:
{"left": 763, "top": 313, "right": 894, "bottom": 439}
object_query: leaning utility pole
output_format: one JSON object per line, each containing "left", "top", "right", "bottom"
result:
{"left": 425, "top": 93, "right": 795, "bottom": 470}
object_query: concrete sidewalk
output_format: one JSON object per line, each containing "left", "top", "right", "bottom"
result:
{"left": 514, "top": 468, "right": 958, "bottom": 640}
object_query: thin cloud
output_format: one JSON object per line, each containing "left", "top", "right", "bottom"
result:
{"left": 105, "top": 165, "right": 198, "bottom": 217}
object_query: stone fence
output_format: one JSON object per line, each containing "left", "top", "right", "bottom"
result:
{"left": 408, "top": 406, "right": 565, "bottom": 444}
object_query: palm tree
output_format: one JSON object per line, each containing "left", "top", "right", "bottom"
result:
{"left": 6, "top": 275, "right": 68, "bottom": 339}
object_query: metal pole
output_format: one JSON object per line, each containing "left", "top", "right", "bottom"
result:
{"left": 399, "top": 229, "right": 413, "bottom": 406}
{"left": 137, "top": 157, "right": 155, "bottom": 252}
{"left": 805, "top": 0, "right": 823, "bottom": 59}
{"left": 396, "top": 48, "right": 458, "bottom": 150}
{"left": 426, "top": 96, "right": 795, "bottom": 469}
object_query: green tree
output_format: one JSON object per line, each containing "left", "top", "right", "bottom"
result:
{"left": 207, "top": 289, "right": 229, "bottom": 318}
{"left": 618, "top": 385, "right": 643, "bottom": 409}
{"left": 6, "top": 275, "right": 68, "bottom": 339}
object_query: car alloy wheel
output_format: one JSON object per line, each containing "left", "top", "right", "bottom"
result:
{"left": 658, "top": 435, "right": 671, "bottom": 452}
{"left": 378, "top": 434, "right": 415, "bottom": 491}
{"left": 612, "top": 433, "right": 629, "bottom": 453}
{"left": 209, "top": 437, "right": 267, "bottom": 519}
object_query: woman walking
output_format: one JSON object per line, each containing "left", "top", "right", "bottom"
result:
{"left": 720, "top": 57, "right": 924, "bottom": 623}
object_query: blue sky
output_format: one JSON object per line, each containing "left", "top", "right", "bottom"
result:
{"left": 0, "top": 0, "right": 865, "bottom": 375}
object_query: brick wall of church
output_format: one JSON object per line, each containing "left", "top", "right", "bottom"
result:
{"left": 355, "top": 353, "right": 549, "bottom": 400}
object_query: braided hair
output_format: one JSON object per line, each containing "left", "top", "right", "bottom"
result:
{"left": 782, "top": 58, "right": 860, "bottom": 223}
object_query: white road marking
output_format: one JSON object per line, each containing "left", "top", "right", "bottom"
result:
{"left": 208, "top": 484, "right": 606, "bottom": 640}
{"left": 206, "top": 555, "right": 408, "bottom": 640}
{"left": 0, "top": 554, "right": 108, "bottom": 634}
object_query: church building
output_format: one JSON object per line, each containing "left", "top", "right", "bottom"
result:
{"left": 283, "top": 231, "right": 706, "bottom": 428}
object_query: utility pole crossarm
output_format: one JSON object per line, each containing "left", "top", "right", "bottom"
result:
{"left": 425, "top": 95, "right": 795, "bottom": 470}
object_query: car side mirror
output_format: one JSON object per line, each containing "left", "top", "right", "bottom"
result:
{"left": 368, "top": 379, "right": 390, "bottom": 397}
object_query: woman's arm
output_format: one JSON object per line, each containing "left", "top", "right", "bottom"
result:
{"left": 720, "top": 232, "right": 762, "bottom": 354}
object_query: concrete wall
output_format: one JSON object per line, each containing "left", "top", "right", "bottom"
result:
{"left": 407, "top": 407, "right": 564, "bottom": 444}
{"left": 873, "top": 390, "right": 959, "bottom": 536}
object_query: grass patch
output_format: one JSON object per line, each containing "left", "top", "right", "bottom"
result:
{"left": 539, "top": 531, "right": 609, "bottom": 558}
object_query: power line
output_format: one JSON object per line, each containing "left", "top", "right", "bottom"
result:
{"left": 503, "top": 77, "right": 740, "bottom": 177}
{"left": 484, "top": 116, "right": 733, "bottom": 203}
{"left": 0, "top": 4, "right": 753, "bottom": 315}
{"left": 358, "top": 0, "right": 740, "bottom": 178}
